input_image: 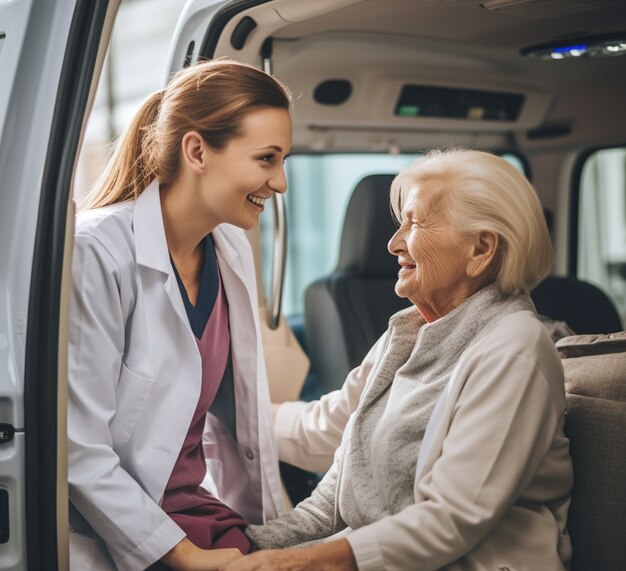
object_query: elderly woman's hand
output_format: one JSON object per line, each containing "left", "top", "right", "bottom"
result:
{"left": 218, "top": 539, "right": 357, "bottom": 571}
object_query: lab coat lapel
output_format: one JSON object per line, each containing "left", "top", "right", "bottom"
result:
{"left": 213, "top": 226, "right": 285, "bottom": 519}
{"left": 133, "top": 179, "right": 192, "bottom": 336}
{"left": 212, "top": 226, "right": 258, "bottom": 345}
{"left": 211, "top": 226, "right": 248, "bottom": 295}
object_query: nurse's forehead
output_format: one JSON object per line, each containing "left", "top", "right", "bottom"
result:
{"left": 238, "top": 107, "right": 292, "bottom": 140}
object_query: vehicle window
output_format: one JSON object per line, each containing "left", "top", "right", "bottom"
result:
{"left": 265, "top": 152, "right": 525, "bottom": 317}
{"left": 578, "top": 147, "right": 626, "bottom": 323}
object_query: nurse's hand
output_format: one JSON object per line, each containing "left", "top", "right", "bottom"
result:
{"left": 218, "top": 539, "right": 357, "bottom": 570}
{"left": 218, "top": 549, "right": 307, "bottom": 570}
{"left": 199, "top": 548, "right": 243, "bottom": 571}
{"left": 161, "top": 538, "right": 242, "bottom": 570}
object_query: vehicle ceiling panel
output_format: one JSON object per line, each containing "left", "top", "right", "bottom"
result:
{"left": 273, "top": 0, "right": 626, "bottom": 46}
{"left": 272, "top": 0, "right": 626, "bottom": 88}
{"left": 210, "top": 0, "right": 626, "bottom": 151}
{"left": 266, "top": 0, "right": 626, "bottom": 151}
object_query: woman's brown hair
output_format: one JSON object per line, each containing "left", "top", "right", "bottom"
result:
{"left": 86, "top": 59, "right": 291, "bottom": 209}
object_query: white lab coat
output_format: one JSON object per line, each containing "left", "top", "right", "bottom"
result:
{"left": 68, "top": 180, "right": 284, "bottom": 570}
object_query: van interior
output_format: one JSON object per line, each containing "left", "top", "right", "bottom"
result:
{"left": 7, "top": 0, "right": 625, "bottom": 569}
{"left": 144, "top": 3, "right": 626, "bottom": 569}
{"left": 170, "top": 2, "right": 626, "bottom": 570}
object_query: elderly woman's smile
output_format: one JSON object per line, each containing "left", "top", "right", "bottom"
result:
{"left": 397, "top": 259, "right": 416, "bottom": 272}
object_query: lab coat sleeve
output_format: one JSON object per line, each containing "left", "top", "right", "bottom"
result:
{"left": 274, "top": 332, "right": 388, "bottom": 472}
{"left": 346, "top": 344, "right": 563, "bottom": 571}
{"left": 68, "top": 233, "right": 184, "bottom": 570}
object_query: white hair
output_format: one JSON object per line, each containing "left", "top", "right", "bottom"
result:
{"left": 390, "top": 148, "right": 552, "bottom": 294}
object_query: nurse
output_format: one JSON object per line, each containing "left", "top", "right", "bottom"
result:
{"left": 68, "top": 60, "right": 292, "bottom": 570}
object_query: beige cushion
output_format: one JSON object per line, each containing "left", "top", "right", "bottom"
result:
{"left": 556, "top": 332, "right": 626, "bottom": 571}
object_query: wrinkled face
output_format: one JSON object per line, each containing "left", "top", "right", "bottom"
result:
{"left": 201, "top": 107, "right": 292, "bottom": 230}
{"left": 388, "top": 183, "right": 474, "bottom": 320}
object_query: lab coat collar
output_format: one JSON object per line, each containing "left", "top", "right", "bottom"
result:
{"left": 133, "top": 179, "right": 170, "bottom": 275}
{"left": 132, "top": 179, "right": 252, "bottom": 331}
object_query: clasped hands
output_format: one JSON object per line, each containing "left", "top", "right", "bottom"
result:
{"left": 217, "top": 538, "right": 357, "bottom": 571}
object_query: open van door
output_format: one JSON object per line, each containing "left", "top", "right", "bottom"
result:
{"left": 0, "top": 1, "right": 116, "bottom": 568}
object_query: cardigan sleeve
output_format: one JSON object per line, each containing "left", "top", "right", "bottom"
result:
{"left": 246, "top": 450, "right": 346, "bottom": 549}
{"left": 274, "top": 332, "right": 388, "bottom": 472}
{"left": 68, "top": 232, "right": 184, "bottom": 570}
{"left": 346, "top": 332, "right": 565, "bottom": 571}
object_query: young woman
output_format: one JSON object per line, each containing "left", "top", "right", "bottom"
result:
{"left": 68, "top": 60, "right": 292, "bottom": 571}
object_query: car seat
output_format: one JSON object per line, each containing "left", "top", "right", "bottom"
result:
{"left": 531, "top": 276, "right": 622, "bottom": 335}
{"left": 557, "top": 331, "right": 626, "bottom": 571}
{"left": 304, "top": 174, "right": 410, "bottom": 392}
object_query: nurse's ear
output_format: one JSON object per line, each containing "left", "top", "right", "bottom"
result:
{"left": 180, "top": 131, "right": 207, "bottom": 175}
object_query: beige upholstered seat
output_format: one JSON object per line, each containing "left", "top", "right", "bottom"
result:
{"left": 557, "top": 331, "right": 626, "bottom": 571}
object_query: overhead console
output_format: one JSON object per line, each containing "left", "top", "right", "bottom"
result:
{"left": 394, "top": 84, "right": 525, "bottom": 123}
{"left": 265, "top": 29, "right": 553, "bottom": 141}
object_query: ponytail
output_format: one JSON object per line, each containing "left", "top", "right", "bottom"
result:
{"left": 84, "top": 89, "right": 163, "bottom": 209}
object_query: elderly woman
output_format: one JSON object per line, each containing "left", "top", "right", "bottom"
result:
{"left": 225, "top": 149, "right": 573, "bottom": 571}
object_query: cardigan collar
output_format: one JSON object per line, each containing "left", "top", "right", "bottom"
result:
{"left": 395, "top": 284, "right": 534, "bottom": 380}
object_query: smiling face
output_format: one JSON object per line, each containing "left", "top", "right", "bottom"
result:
{"left": 199, "top": 106, "right": 293, "bottom": 230}
{"left": 388, "top": 182, "right": 478, "bottom": 322}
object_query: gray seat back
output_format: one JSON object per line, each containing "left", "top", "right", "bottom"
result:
{"left": 532, "top": 276, "right": 622, "bottom": 334}
{"left": 304, "top": 174, "right": 410, "bottom": 391}
{"left": 557, "top": 332, "right": 626, "bottom": 571}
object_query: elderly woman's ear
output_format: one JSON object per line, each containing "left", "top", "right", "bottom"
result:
{"left": 466, "top": 231, "right": 499, "bottom": 280}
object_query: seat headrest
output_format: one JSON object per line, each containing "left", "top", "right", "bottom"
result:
{"left": 531, "top": 276, "right": 623, "bottom": 334}
{"left": 557, "top": 331, "right": 626, "bottom": 402}
{"left": 336, "top": 174, "right": 398, "bottom": 277}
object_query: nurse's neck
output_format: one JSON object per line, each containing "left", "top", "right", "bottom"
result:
{"left": 160, "top": 174, "right": 215, "bottom": 261}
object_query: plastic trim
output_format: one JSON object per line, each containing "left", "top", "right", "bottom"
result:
{"left": 200, "top": 0, "right": 272, "bottom": 58}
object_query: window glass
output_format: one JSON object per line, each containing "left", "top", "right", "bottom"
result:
{"left": 263, "top": 152, "right": 525, "bottom": 317}
{"left": 578, "top": 148, "right": 626, "bottom": 323}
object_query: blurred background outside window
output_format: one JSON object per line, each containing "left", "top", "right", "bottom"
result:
{"left": 578, "top": 148, "right": 626, "bottom": 324}
{"left": 74, "top": 0, "right": 186, "bottom": 203}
